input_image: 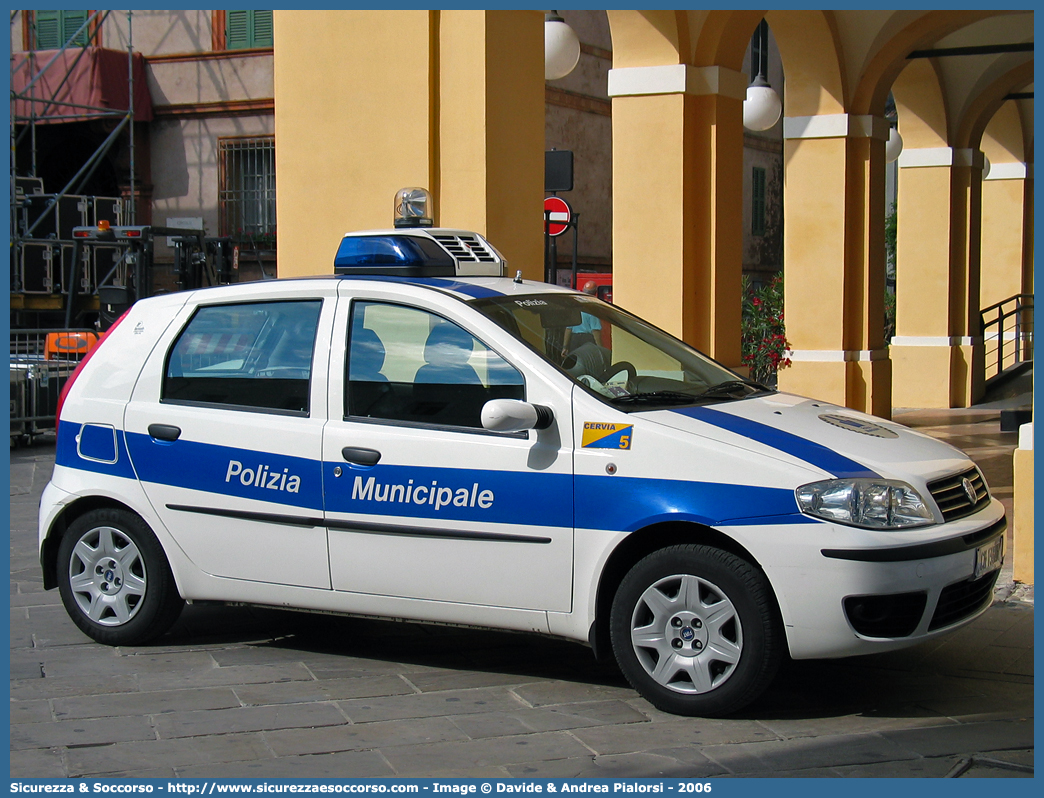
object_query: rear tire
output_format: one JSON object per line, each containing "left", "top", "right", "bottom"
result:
{"left": 57, "top": 508, "right": 184, "bottom": 646}
{"left": 610, "top": 544, "right": 782, "bottom": 717}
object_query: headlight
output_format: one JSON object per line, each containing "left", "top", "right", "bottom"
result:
{"left": 795, "top": 478, "right": 935, "bottom": 529}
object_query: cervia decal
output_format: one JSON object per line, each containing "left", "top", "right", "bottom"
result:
{"left": 352, "top": 476, "right": 494, "bottom": 510}
{"left": 225, "top": 460, "right": 302, "bottom": 493}
{"left": 582, "top": 422, "right": 633, "bottom": 450}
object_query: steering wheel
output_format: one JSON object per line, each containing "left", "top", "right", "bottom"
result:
{"left": 600, "top": 361, "right": 637, "bottom": 386}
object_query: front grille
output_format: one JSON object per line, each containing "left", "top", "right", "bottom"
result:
{"left": 927, "top": 466, "right": 990, "bottom": 522}
{"left": 929, "top": 570, "right": 999, "bottom": 631}
{"left": 843, "top": 591, "right": 928, "bottom": 638}
{"left": 431, "top": 234, "right": 497, "bottom": 263}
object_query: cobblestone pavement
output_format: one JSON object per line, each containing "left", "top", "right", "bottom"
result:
{"left": 9, "top": 404, "right": 1033, "bottom": 779}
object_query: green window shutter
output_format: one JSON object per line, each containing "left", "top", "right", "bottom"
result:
{"left": 752, "top": 167, "right": 767, "bottom": 237}
{"left": 34, "top": 10, "right": 61, "bottom": 49}
{"left": 252, "top": 11, "right": 273, "bottom": 47}
{"left": 61, "top": 10, "right": 89, "bottom": 46}
{"left": 226, "top": 10, "right": 273, "bottom": 50}
{"left": 35, "top": 11, "right": 89, "bottom": 49}
{"left": 226, "top": 10, "right": 250, "bottom": 50}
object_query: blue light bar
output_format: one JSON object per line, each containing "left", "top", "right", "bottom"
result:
{"left": 333, "top": 235, "right": 455, "bottom": 276}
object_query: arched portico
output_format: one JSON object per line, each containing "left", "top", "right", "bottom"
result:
{"left": 270, "top": 9, "right": 1032, "bottom": 414}
{"left": 606, "top": 11, "right": 760, "bottom": 370}
{"left": 766, "top": 11, "right": 894, "bottom": 415}
{"left": 890, "top": 37, "right": 1033, "bottom": 407}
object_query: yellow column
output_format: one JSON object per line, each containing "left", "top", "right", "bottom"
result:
{"left": 775, "top": 114, "right": 892, "bottom": 417}
{"left": 980, "top": 163, "right": 1032, "bottom": 376}
{"left": 890, "top": 147, "right": 987, "bottom": 407}
{"left": 438, "top": 10, "right": 545, "bottom": 279}
{"left": 1013, "top": 423, "right": 1034, "bottom": 584}
{"left": 272, "top": 10, "right": 544, "bottom": 279}
{"left": 981, "top": 164, "right": 1031, "bottom": 306}
{"left": 608, "top": 64, "right": 747, "bottom": 369}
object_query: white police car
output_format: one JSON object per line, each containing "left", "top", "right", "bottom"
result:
{"left": 40, "top": 193, "right": 1005, "bottom": 717}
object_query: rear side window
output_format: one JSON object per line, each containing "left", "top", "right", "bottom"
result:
{"left": 163, "top": 300, "right": 322, "bottom": 415}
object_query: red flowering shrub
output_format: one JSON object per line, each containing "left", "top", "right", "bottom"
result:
{"left": 741, "top": 274, "right": 792, "bottom": 385}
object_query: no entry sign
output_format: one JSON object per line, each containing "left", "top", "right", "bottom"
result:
{"left": 544, "top": 196, "right": 572, "bottom": 237}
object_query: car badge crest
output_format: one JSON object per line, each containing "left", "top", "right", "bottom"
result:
{"left": 962, "top": 477, "right": 977, "bottom": 505}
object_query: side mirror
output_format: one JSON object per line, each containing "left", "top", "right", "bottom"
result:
{"left": 481, "top": 399, "right": 554, "bottom": 433}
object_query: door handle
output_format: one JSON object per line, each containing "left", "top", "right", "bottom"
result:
{"left": 148, "top": 424, "right": 181, "bottom": 442}
{"left": 341, "top": 446, "right": 381, "bottom": 466}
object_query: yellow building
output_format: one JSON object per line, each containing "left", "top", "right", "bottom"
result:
{"left": 272, "top": 9, "right": 1032, "bottom": 417}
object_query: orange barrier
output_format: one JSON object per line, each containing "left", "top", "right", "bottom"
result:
{"left": 44, "top": 331, "right": 99, "bottom": 360}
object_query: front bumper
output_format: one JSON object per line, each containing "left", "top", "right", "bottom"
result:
{"left": 733, "top": 499, "right": 1007, "bottom": 660}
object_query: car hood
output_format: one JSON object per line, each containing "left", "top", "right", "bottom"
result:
{"left": 640, "top": 392, "right": 974, "bottom": 485}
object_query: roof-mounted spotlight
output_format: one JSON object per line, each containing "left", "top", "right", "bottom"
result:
{"left": 394, "top": 187, "right": 434, "bottom": 228}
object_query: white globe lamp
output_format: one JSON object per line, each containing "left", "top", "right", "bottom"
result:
{"left": 545, "top": 11, "right": 580, "bottom": 81}
{"left": 885, "top": 127, "right": 904, "bottom": 163}
{"left": 743, "top": 76, "right": 782, "bottom": 132}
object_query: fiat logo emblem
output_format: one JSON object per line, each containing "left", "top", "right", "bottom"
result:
{"left": 962, "top": 477, "right": 977, "bottom": 504}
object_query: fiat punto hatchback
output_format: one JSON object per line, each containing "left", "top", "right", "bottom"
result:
{"left": 40, "top": 219, "right": 1005, "bottom": 717}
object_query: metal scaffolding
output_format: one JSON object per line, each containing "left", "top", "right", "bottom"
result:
{"left": 10, "top": 10, "right": 139, "bottom": 327}
{"left": 10, "top": 10, "right": 136, "bottom": 231}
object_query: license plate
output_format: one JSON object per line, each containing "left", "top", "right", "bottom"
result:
{"left": 974, "top": 536, "right": 1004, "bottom": 579}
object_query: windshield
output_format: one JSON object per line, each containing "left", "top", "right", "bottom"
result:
{"left": 472, "top": 293, "right": 771, "bottom": 409}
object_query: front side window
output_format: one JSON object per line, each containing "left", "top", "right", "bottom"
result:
{"left": 473, "top": 293, "right": 770, "bottom": 410}
{"left": 164, "top": 300, "right": 321, "bottom": 415}
{"left": 346, "top": 302, "right": 524, "bottom": 429}
{"left": 219, "top": 136, "right": 276, "bottom": 248}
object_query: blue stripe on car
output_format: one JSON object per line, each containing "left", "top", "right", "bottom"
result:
{"left": 670, "top": 406, "right": 879, "bottom": 479}
{"left": 124, "top": 431, "right": 324, "bottom": 510}
{"left": 67, "top": 428, "right": 812, "bottom": 530}
{"left": 575, "top": 474, "right": 811, "bottom": 531}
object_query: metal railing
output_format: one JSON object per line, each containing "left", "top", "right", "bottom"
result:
{"left": 10, "top": 328, "right": 93, "bottom": 441}
{"left": 980, "top": 294, "right": 1033, "bottom": 385}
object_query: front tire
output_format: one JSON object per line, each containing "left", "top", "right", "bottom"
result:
{"left": 610, "top": 544, "right": 782, "bottom": 717}
{"left": 57, "top": 508, "right": 184, "bottom": 646}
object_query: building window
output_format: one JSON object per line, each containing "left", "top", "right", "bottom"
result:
{"left": 33, "top": 10, "right": 91, "bottom": 49}
{"left": 219, "top": 137, "right": 276, "bottom": 248}
{"left": 751, "top": 167, "right": 767, "bottom": 237}
{"left": 226, "top": 10, "right": 273, "bottom": 50}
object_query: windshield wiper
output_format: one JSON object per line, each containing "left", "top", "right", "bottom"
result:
{"left": 609, "top": 390, "right": 701, "bottom": 406}
{"left": 692, "top": 379, "right": 771, "bottom": 401}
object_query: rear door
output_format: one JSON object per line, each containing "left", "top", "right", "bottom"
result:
{"left": 124, "top": 283, "right": 337, "bottom": 589}
{"left": 322, "top": 283, "right": 575, "bottom": 612}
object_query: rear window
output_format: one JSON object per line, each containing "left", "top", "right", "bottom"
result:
{"left": 163, "top": 300, "right": 322, "bottom": 415}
